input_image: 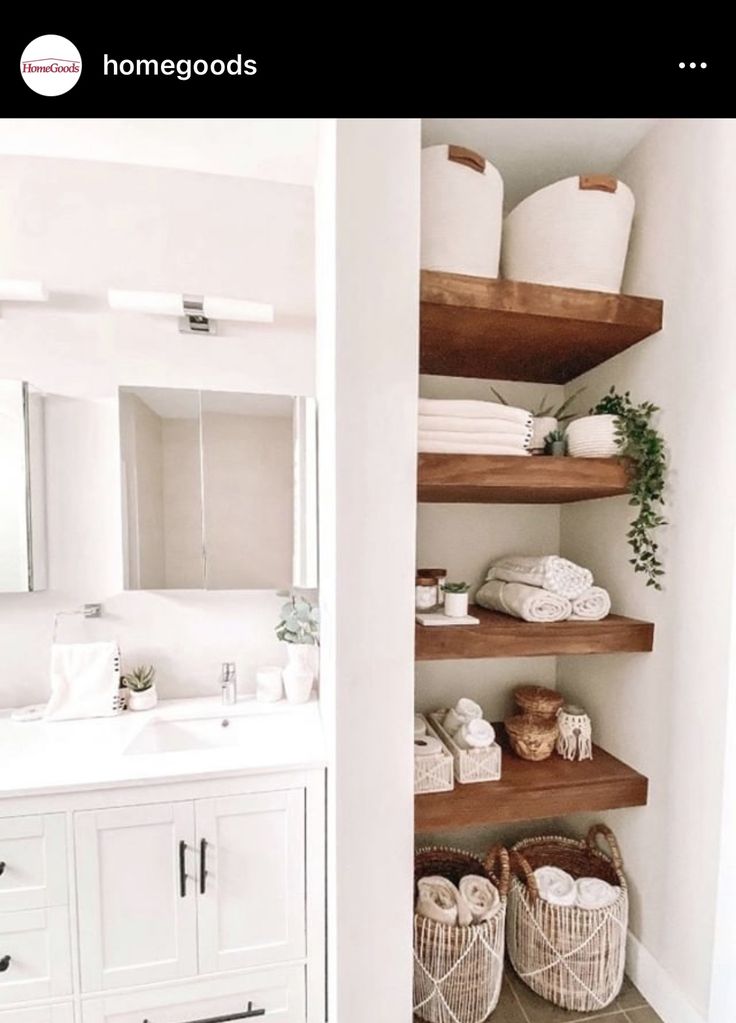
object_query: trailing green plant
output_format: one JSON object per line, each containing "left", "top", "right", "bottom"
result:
{"left": 276, "top": 595, "right": 320, "bottom": 645}
{"left": 443, "top": 581, "right": 470, "bottom": 594}
{"left": 489, "top": 385, "right": 585, "bottom": 423}
{"left": 590, "top": 386, "right": 667, "bottom": 589}
{"left": 122, "top": 665, "right": 156, "bottom": 692}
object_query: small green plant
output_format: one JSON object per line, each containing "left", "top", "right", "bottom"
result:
{"left": 590, "top": 386, "right": 667, "bottom": 589}
{"left": 443, "top": 581, "right": 470, "bottom": 594}
{"left": 545, "top": 428, "right": 566, "bottom": 444}
{"left": 276, "top": 595, "right": 320, "bottom": 645}
{"left": 490, "top": 386, "right": 585, "bottom": 423}
{"left": 122, "top": 665, "right": 156, "bottom": 692}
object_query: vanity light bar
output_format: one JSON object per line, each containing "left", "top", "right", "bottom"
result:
{"left": 107, "top": 288, "right": 274, "bottom": 335}
{"left": 0, "top": 279, "right": 48, "bottom": 302}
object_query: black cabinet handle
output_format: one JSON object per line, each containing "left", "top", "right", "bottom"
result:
{"left": 179, "top": 840, "right": 187, "bottom": 898}
{"left": 142, "top": 1003, "right": 265, "bottom": 1022}
{"left": 0, "top": 862, "right": 5, "bottom": 876}
{"left": 0, "top": 955, "right": 10, "bottom": 972}
{"left": 200, "top": 838, "right": 207, "bottom": 895}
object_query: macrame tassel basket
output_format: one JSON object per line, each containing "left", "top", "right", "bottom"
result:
{"left": 507, "top": 825, "right": 628, "bottom": 1013}
{"left": 413, "top": 845, "right": 509, "bottom": 1023}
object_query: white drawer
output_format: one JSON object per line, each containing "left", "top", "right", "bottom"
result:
{"left": 0, "top": 815, "right": 68, "bottom": 911}
{"left": 81, "top": 965, "right": 305, "bottom": 1022}
{"left": 0, "top": 1004, "right": 74, "bottom": 1022}
{"left": 0, "top": 907, "right": 72, "bottom": 1004}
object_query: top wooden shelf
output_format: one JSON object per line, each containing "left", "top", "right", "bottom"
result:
{"left": 420, "top": 271, "right": 663, "bottom": 384}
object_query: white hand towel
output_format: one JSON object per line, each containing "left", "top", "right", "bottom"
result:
{"left": 418, "top": 398, "right": 532, "bottom": 427}
{"left": 444, "top": 698, "right": 483, "bottom": 734}
{"left": 486, "top": 555, "right": 594, "bottom": 600}
{"left": 476, "top": 580, "right": 572, "bottom": 623}
{"left": 534, "top": 866, "right": 578, "bottom": 907}
{"left": 459, "top": 875, "right": 500, "bottom": 923}
{"left": 419, "top": 430, "right": 530, "bottom": 450}
{"left": 419, "top": 438, "right": 531, "bottom": 456}
{"left": 414, "top": 735, "right": 443, "bottom": 757}
{"left": 575, "top": 877, "right": 620, "bottom": 909}
{"left": 415, "top": 714, "right": 428, "bottom": 739}
{"left": 455, "top": 719, "right": 496, "bottom": 749}
{"left": 45, "top": 642, "right": 121, "bottom": 721}
{"left": 570, "top": 586, "right": 611, "bottom": 621}
{"left": 419, "top": 415, "right": 532, "bottom": 437}
{"left": 416, "top": 876, "right": 473, "bottom": 926}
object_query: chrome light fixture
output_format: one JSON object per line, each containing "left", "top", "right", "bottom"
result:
{"left": 107, "top": 289, "right": 274, "bottom": 335}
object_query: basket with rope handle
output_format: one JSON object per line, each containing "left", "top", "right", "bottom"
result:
{"left": 413, "top": 844, "right": 509, "bottom": 1023}
{"left": 507, "top": 824, "right": 628, "bottom": 1013}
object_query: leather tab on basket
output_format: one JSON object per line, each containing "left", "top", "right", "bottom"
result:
{"left": 579, "top": 174, "right": 618, "bottom": 193}
{"left": 448, "top": 145, "right": 486, "bottom": 174}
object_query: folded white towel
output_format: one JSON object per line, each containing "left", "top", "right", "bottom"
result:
{"left": 486, "top": 555, "right": 594, "bottom": 600}
{"left": 455, "top": 719, "right": 496, "bottom": 750}
{"left": 419, "top": 430, "right": 530, "bottom": 449}
{"left": 416, "top": 876, "right": 473, "bottom": 926}
{"left": 476, "top": 580, "right": 572, "bottom": 623}
{"left": 419, "top": 438, "right": 531, "bottom": 456}
{"left": 570, "top": 586, "right": 611, "bottom": 621}
{"left": 414, "top": 735, "right": 443, "bottom": 757}
{"left": 419, "top": 415, "right": 532, "bottom": 437}
{"left": 418, "top": 398, "right": 532, "bottom": 426}
{"left": 444, "top": 699, "right": 483, "bottom": 735}
{"left": 534, "top": 866, "right": 578, "bottom": 907}
{"left": 45, "top": 642, "right": 121, "bottom": 722}
{"left": 575, "top": 877, "right": 621, "bottom": 910}
{"left": 459, "top": 875, "right": 500, "bottom": 923}
{"left": 415, "top": 715, "right": 427, "bottom": 739}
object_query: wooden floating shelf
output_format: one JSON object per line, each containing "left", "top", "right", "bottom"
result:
{"left": 415, "top": 723, "right": 648, "bottom": 830}
{"left": 420, "top": 270, "right": 663, "bottom": 383}
{"left": 416, "top": 606, "right": 654, "bottom": 660}
{"left": 418, "top": 454, "right": 631, "bottom": 504}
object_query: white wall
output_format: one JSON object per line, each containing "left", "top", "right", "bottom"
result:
{"left": 0, "top": 154, "right": 314, "bottom": 708}
{"left": 0, "top": 380, "right": 29, "bottom": 591}
{"left": 559, "top": 119, "right": 736, "bottom": 1021}
{"left": 316, "top": 119, "right": 420, "bottom": 1023}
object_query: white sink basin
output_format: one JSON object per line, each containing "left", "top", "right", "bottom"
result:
{"left": 125, "top": 715, "right": 257, "bottom": 755}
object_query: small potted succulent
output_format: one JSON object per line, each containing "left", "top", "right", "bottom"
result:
{"left": 443, "top": 581, "right": 470, "bottom": 618}
{"left": 490, "top": 386, "right": 585, "bottom": 453}
{"left": 122, "top": 664, "right": 157, "bottom": 711}
{"left": 544, "top": 428, "right": 567, "bottom": 456}
{"left": 276, "top": 595, "right": 320, "bottom": 704}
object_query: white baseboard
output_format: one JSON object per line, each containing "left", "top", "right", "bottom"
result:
{"left": 626, "top": 931, "right": 706, "bottom": 1023}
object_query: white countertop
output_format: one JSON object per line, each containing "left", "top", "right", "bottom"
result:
{"left": 0, "top": 696, "right": 326, "bottom": 799}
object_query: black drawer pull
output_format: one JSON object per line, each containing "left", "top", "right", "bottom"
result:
{"left": 200, "top": 838, "right": 207, "bottom": 894}
{"left": 142, "top": 1003, "right": 266, "bottom": 1023}
{"left": 0, "top": 955, "right": 10, "bottom": 972}
{"left": 0, "top": 862, "right": 6, "bottom": 876}
{"left": 179, "top": 840, "right": 187, "bottom": 898}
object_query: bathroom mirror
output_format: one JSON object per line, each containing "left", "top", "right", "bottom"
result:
{"left": 118, "top": 386, "right": 317, "bottom": 591}
{"left": 0, "top": 380, "right": 47, "bottom": 592}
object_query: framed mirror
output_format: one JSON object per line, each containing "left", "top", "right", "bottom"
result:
{"left": 119, "top": 386, "right": 317, "bottom": 591}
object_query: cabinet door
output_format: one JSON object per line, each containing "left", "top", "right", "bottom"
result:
{"left": 75, "top": 802, "right": 197, "bottom": 991}
{"left": 0, "top": 906, "right": 72, "bottom": 1004}
{"left": 196, "top": 790, "right": 306, "bottom": 974}
{"left": 0, "top": 814, "right": 68, "bottom": 911}
{"left": 0, "top": 1005, "right": 74, "bottom": 1023}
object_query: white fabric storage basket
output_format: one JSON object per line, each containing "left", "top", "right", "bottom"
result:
{"left": 566, "top": 415, "right": 620, "bottom": 457}
{"left": 502, "top": 175, "right": 635, "bottom": 293}
{"left": 421, "top": 145, "right": 503, "bottom": 278}
{"left": 429, "top": 712, "right": 501, "bottom": 783}
{"left": 507, "top": 825, "right": 628, "bottom": 1013}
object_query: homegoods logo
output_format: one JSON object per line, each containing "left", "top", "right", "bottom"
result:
{"left": 20, "top": 35, "right": 82, "bottom": 95}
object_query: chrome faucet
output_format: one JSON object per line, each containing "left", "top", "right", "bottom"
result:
{"left": 221, "top": 662, "right": 237, "bottom": 705}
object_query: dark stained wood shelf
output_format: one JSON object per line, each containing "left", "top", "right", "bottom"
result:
{"left": 418, "top": 454, "right": 631, "bottom": 504}
{"left": 420, "top": 270, "right": 663, "bottom": 383}
{"left": 416, "top": 606, "right": 654, "bottom": 660}
{"left": 415, "top": 723, "right": 648, "bottom": 830}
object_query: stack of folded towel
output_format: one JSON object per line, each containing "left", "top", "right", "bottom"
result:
{"left": 442, "top": 698, "right": 496, "bottom": 749}
{"left": 416, "top": 874, "right": 500, "bottom": 926}
{"left": 476, "top": 555, "right": 611, "bottom": 623}
{"left": 418, "top": 398, "right": 532, "bottom": 455}
{"left": 534, "top": 866, "right": 620, "bottom": 909}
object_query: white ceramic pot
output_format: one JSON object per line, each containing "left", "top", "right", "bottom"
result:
{"left": 283, "top": 644, "right": 316, "bottom": 704}
{"left": 256, "top": 666, "right": 283, "bottom": 703}
{"left": 566, "top": 414, "right": 620, "bottom": 457}
{"left": 444, "top": 591, "right": 469, "bottom": 618}
{"left": 531, "top": 416, "right": 557, "bottom": 452}
{"left": 127, "top": 685, "right": 157, "bottom": 711}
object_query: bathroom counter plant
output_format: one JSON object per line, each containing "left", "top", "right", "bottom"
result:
{"left": 122, "top": 664, "right": 157, "bottom": 711}
{"left": 276, "top": 595, "right": 320, "bottom": 704}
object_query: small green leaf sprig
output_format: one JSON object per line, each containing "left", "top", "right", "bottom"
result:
{"left": 276, "top": 595, "right": 320, "bottom": 645}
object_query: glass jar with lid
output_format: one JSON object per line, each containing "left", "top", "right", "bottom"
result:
{"left": 415, "top": 575, "right": 439, "bottom": 612}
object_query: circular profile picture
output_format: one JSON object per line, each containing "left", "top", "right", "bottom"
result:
{"left": 20, "top": 35, "right": 82, "bottom": 96}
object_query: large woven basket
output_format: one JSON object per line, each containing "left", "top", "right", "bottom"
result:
{"left": 414, "top": 845, "right": 509, "bottom": 1023}
{"left": 507, "top": 825, "right": 628, "bottom": 1013}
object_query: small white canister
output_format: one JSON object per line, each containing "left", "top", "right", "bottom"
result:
{"left": 256, "top": 666, "right": 284, "bottom": 703}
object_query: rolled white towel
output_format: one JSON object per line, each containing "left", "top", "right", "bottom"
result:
{"left": 418, "top": 398, "right": 532, "bottom": 427}
{"left": 476, "top": 579, "right": 572, "bottom": 623}
{"left": 415, "top": 714, "right": 427, "bottom": 739}
{"left": 575, "top": 877, "right": 621, "bottom": 909}
{"left": 486, "top": 555, "right": 594, "bottom": 600}
{"left": 419, "top": 429, "right": 530, "bottom": 449}
{"left": 416, "top": 876, "right": 473, "bottom": 926}
{"left": 570, "top": 587, "right": 611, "bottom": 621}
{"left": 455, "top": 719, "right": 496, "bottom": 750}
{"left": 534, "top": 866, "right": 578, "bottom": 907}
{"left": 459, "top": 875, "right": 500, "bottom": 923}
{"left": 418, "top": 438, "right": 531, "bottom": 456}
{"left": 444, "top": 699, "right": 483, "bottom": 735}
{"left": 419, "top": 415, "right": 532, "bottom": 438}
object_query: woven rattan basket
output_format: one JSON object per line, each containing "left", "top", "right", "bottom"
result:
{"left": 414, "top": 846, "right": 509, "bottom": 1023}
{"left": 507, "top": 824, "right": 628, "bottom": 1013}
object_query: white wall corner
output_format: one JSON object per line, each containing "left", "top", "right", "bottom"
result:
{"left": 627, "top": 932, "right": 706, "bottom": 1023}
